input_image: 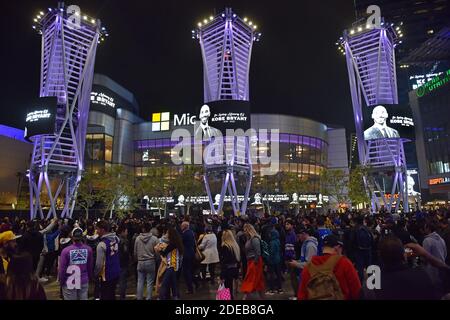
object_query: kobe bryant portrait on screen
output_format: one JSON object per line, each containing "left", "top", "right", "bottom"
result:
{"left": 364, "top": 105, "right": 400, "bottom": 140}
{"left": 194, "top": 104, "right": 221, "bottom": 140}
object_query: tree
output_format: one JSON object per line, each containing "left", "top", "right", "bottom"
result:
{"left": 172, "top": 165, "right": 204, "bottom": 215}
{"left": 96, "top": 165, "right": 138, "bottom": 219}
{"left": 252, "top": 173, "right": 281, "bottom": 214}
{"left": 320, "top": 168, "right": 349, "bottom": 207}
{"left": 137, "top": 167, "right": 172, "bottom": 217}
{"left": 280, "top": 171, "right": 313, "bottom": 212}
{"left": 348, "top": 165, "right": 370, "bottom": 207}
{"left": 77, "top": 171, "right": 98, "bottom": 220}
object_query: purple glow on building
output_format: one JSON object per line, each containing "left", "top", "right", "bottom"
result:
{"left": 135, "top": 133, "right": 326, "bottom": 151}
{"left": 0, "top": 125, "right": 30, "bottom": 143}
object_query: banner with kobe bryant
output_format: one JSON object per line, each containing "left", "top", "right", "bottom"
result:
{"left": 363, "top": 104, "right": 414, "bottom": 141}
{"left": 194, "top": 100, "right": 251, "bottom": 138}
{"left": 24, "top": 97, "right": 57, "bottom": 140}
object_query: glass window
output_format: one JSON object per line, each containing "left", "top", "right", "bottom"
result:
{"left": 105, "top": 135, "right": 113, "bottom": 162}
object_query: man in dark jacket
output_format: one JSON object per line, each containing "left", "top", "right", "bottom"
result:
{"left": 362, "top": 236, "right": 438, "bottom": 300}
{"left": 181, "top": 221, "right": 196, "bottom": 294}
{"left": 117, "top": 225, "right": 130, "bottom": 300}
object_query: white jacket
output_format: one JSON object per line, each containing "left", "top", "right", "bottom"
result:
{"left": 198, "top": 233, "right": 219, "bottom": 264}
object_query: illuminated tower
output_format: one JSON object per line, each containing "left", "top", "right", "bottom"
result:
{"left": 193, "top": 8, "right": 261, "bottom": 215}
{"left": 339, "top": 18, "right": 409, "bottom": 212}
{"left": 28, "top": 3, "right": 107, "bottom": 219}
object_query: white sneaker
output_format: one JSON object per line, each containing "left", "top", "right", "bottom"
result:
{"left": 39, "top": 277, "right": 49, "bottom": 283}
{"left": 288, "top": 296, "right": 297, "bottom": 300}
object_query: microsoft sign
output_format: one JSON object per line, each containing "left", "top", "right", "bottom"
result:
{"left": 416, "top": 69, "right": 450, "bottom": 97}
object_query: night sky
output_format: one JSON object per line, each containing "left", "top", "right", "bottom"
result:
{"left": 0, "top": 0, "right": 356, "bottom": 132}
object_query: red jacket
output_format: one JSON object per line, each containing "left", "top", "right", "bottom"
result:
{"left": 298, "top": 254, "right": 361, "bottom": 300}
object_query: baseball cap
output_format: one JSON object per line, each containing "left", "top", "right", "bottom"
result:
{"left": 323, "top": 234, "right": 343, "bottom": 248}
{"left": 298, "top": 226, "right": 314, "bottom": 235}
{"left": 0, "top": 231, "right": 21, "bottom": 245}
{"left": 71, "top": 227, "right": 84, "bottom": 240}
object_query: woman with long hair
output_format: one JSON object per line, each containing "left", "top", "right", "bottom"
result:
{"left": 155, "top": 225, "right": 184, "bottom": 300}
{"left": 0, "top": 252, "right": 46, "bottom": 300}
{"left": 240, "top": 223, "right": 265, "bottom": 300}
{"left": 220, "top": 229, "right": 240, "bottom": 299}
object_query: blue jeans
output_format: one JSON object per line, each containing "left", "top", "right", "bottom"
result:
{"left": 159, "top": 268, "right": 178, "bottom": 300}
{"left": 136, "top": 260, "right": 155, "bottom": 300}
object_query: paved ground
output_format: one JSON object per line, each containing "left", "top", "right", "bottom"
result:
{"left": 42, "top": 272, "right": 295, "bottom": 300}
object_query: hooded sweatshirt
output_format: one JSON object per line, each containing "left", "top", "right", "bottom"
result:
{"left": 298, "top": 236, "right": 318, "bottom": 269}
{"left": 267, "top": 229, "right": 281, "bottom": 266}
{"left": 59, "top": 242, "right": 93, "bottom": 287}
{"left": 134, "top": 232, "right": 159, "bottom": 262}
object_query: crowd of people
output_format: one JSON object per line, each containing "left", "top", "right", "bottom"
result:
{"left": 0, "top": 207, "right": 450, "bottom": 300}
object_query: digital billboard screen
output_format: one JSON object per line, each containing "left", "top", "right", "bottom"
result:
{"left": 363, "top": 104, "right": 414, "bottom": 141}
{"left": 194, "top": 100, "right": 251, "bottom": 138}
{"left": 24, "top": 97, "right": 57, "bottom": 140}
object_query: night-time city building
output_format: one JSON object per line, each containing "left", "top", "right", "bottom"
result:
{"left": 0, "top": 72, "right": 349, "bottom": 210}
{"left": 86, "top": 74, "right": 349, "bottom": 209}
{"left": 410, "top": 69, "right": 450, "bottom": 203}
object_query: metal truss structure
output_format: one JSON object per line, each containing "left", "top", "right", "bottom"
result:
{"left": 29, "top": 4, "right": 106, "bottom": 219}
{"left": 194, "top": 8, "right": 261, "bottom": 215}
{"left": 340, "top": 19, "right": 409, "bottom": 212}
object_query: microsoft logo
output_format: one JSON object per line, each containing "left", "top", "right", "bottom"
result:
{"left": 152, "top": 112, "right": 170, "bottom": 132}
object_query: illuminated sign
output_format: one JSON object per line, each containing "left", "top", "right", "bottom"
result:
{"left": 363, "top": 105, "right": 415, "bottom": 140}
{"left": 151, "top": 112, "right": 170, "bottom": 132}
{"left": 24, "top": 97, "right": 57, "bottom": 139}
{"left": 389, "top": 116, "right": 414, "bottom": 127}
{"left": 416, "top": 69, "right": 450, "bottom": 97}
{"left": 143, "top": 194, "right": 328, "bottom": 204}
{"left": 195, "top": 101, "right": 251, "bottom": 137}
{"left": 151, "top": 112, "right": 196, "bottom": 132}
{"left": 26, "top": 110, "right": 51, "bottom": 122}
{"left": 90, "top": 92, "right": 116, "bottom": 108}
{"left": 429, "top": 177, "right": 450, "bottom": 185}
{"left": 409, "top": 72, "right": 443, "bottom": 90}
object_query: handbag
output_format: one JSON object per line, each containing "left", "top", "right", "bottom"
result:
{"left": 195, "top": 245, "right": 205, "bottom": 262}
{"left": 216, "top": 283, "right": 231, "bottom": 300}
{"left": 195, "top": 234, "right": 206, "bottom": 262}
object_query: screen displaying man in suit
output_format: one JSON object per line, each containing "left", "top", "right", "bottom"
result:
{"left": 364, "top": 105, "right": 400, "bottom": 140}
{"left": 194, "top": 104, "right": 221, "bottom": 140}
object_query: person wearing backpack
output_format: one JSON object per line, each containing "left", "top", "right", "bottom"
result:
{"left": 351, "top": 216, "right": 374, "bottom": 282}
{"left": 240, "top": 223, "right": 265, "bottom": 299}
{"left": 297, "top": 234, "right": 361, "bottom": 300}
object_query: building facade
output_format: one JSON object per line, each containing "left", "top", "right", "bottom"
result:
{"left": 0, "top": 125, "right": 33, "bottom": 209}
{"left": 86, "top": 74, "right": 349, "bottom": 208}
{"left": 410, "top": 69, "right": 450, "bottom": 203}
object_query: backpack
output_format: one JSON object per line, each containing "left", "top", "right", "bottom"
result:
{"left": 259, "top": 238, "right": 270, "bottom": 262}
{"left": 356, "top": 226, "right": 373, "bottom": 250}
{"left": 305, "top": 255, "right": 344, "bottom": 300}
